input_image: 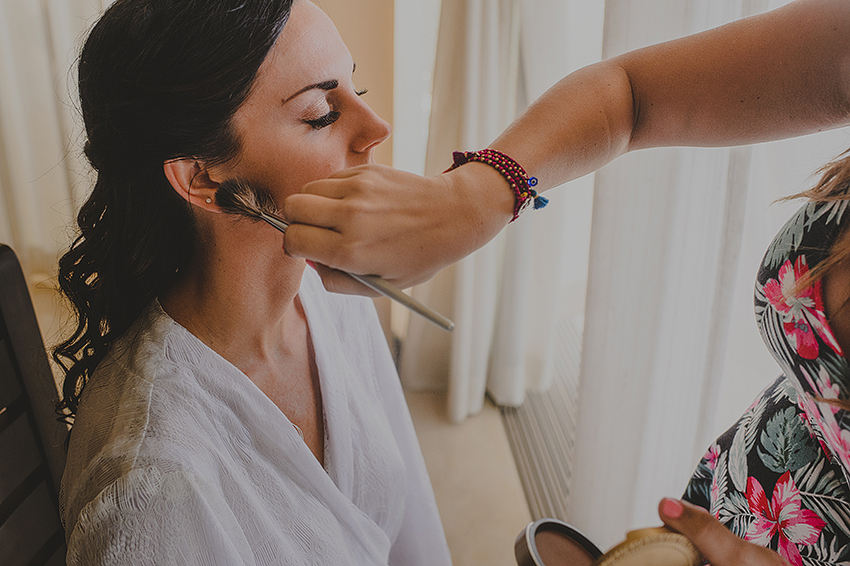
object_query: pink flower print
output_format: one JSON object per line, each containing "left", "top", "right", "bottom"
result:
{"left": 763, "top": 257, "right": 843, "bottom": 359}
{"left": 801, "top": 365, "right": 842, "bottom": 414}
{"left": 798, "top": 389, "right": 850, "bottom": 472}
{"left": 704, "top": 443, "right": 720, "bottom": 471}
{"left": 745, "top": 472, "right": 826, "bottom": 566}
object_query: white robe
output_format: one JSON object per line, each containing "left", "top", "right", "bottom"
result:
{"left": 60, "top": 270, "right": 452, "bottom": 566}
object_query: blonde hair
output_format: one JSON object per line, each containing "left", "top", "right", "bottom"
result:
{"left": 788, "top": 150, "right": 850, "bottom": 411}
{"left": 787, "top": 150, "right": 850, "bottom": 295}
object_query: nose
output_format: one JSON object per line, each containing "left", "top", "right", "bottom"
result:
{"left": 351, "top": 98, "right": 392, "bottom": 156}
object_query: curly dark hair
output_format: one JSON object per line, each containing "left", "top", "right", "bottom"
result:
{"left": 54, "top": 0, "right": 294, "bottom": 427}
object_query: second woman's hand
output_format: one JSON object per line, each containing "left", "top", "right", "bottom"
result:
{"left": 658, "top": 498, "right": 791, "bottom": 566}
{"left": 281, "top": 163, "right": 514, "bottom": 293}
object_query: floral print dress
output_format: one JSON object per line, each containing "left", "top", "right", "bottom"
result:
{"left": 685, "top": 199, "right": 850, "bottom": 566}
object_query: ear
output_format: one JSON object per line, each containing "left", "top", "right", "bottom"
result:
{"left": 163, "top": 158, "right": 221, "bottom": 213}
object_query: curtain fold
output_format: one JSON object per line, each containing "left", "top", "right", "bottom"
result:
{"left": 0, "top": 0, "right": 105, "bottom": 277}
{"left": 398, "top": 0, "right": 844, "bottom": 548}
{"left": 569, "top": 0, "right": 757, "bottom": 547}
{"left": 398, "top": 0, "right": 519, "bottom": 418}
{"left": 399, "top": 0, "right": 604, "bottom": 422}
{"left": 566, "top": 0, "right": 850, "bottom": 548}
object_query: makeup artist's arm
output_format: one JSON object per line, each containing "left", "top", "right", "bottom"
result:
{"left": 659, "top": 498, "right": 790, "bottom": 566}
{"left": 283, "top": 0, "right": 850, "bottom": 291}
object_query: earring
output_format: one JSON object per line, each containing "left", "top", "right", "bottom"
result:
{"left": 205, "top": 197, "right": 212, "bottom": 204}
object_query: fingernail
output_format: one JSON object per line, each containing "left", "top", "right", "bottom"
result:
{"left": 305, "top": 260, "right": 317, "bottom": 271}
{"left": 661, "top": 498, "right": 684, "bottom": 519}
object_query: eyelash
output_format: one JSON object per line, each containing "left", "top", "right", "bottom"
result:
{"left": 306, "top": 111, "right": 341, "bottom": 130}
{"left": 304, "top": 88, "right": 368, "bottom": 129}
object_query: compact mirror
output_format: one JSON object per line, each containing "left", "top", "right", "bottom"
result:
{"left": 515, "top": 519, "right": 602, "bottom": 566}
{"left": 515, "top": 519, "right": 702, "bottom": 566}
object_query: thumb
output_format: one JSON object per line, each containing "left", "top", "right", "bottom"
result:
{"left": 658, "top": 498, "right": 792, "bottom": 566}
{"left": 658, "top": 498, "right": 740, "bottom": 566}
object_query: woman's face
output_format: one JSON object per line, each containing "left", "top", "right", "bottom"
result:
{"left": 211, "top": 0, "right": 391, "bottom": 203}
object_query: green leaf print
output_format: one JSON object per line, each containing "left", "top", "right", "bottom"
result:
{"left": 795, "top": 459, "right": 850, "bottom": 543}
{"left": 762, "top": 203, "right": 814, "bottom": 271}
{"left": 799, "top": 532, "right": 849, "bottom": 566}
{"left": 718, "top": 491, "right": 753, "bottom": 539}
{"left": 808, "top": 198, "right": 849, "bottom": 231}
{"left": 774, "top": 378, "right": 798, "bottom": 404}
{"left": 710, "top": 451, "right": 728, "bottom": 519}
{"left": 757, "top": 407, "right": 819, "bottom": 473}
{"left": 729, "top": 424, "right": 748, "bottom": 493}
{"left": 747, "top": 396, "right": 769, "bottom": 447}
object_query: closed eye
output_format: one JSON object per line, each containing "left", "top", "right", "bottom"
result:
{"left": 305, "top": 110, "right": 341, "bottom": 129}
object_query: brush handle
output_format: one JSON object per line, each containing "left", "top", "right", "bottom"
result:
{"left": 260, "top": 213, "right": 290, "bottom": 232}
{"left": 348, "top": 273, "right": 455, "bottom": 332}
{"left": 260, "top": 212, "right": 454, "bottom": 332}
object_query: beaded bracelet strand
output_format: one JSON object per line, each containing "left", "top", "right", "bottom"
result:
{"left": 446, "top": 148, "right": 549, "bottom": 222}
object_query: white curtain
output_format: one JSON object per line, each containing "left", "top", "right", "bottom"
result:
{"left": 570, "top": 0, "right": 850, "bottom": 548}
{"left": 0, "top": 0, "right": 106, "bottom": 278}
{"left": 397, "top": 0, "right": 604, "bottom": 422}
{"left": 396, "top": 0, "right": 850, "bottom": 549}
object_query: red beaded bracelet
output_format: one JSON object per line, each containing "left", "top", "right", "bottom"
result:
{"left": 446, "top": 148, "right": 548, "bottom": 222}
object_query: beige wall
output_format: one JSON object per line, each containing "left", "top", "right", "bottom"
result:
{"left": 316, "top": 0, "right": 394, "bottom": 167}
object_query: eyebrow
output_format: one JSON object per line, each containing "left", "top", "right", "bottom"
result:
{"left": 282, "top": 64, "right": 357, "bottom": 105}
{"left": 283, "top": 79, "right": 339, "bottom": 104}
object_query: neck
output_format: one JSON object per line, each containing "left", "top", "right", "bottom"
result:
{"left": 159, "top": 222, "right": 307, "bottom": 368}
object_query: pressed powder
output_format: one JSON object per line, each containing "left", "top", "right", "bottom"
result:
{"left": 535, "top": 529, "right": 595, "bottom": 566}
{"left": 517, "top": 520, "right": 701, "bottom": 566}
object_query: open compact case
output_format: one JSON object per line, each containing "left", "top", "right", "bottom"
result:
{"left": 515, "top": 518, "right": 703, "bottom": 566}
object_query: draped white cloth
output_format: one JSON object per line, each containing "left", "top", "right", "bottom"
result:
{"left": 62, "top": 269, "right": 451, "bottom": 566}
{"left": 0, "top": 0, "right": 106, "bottom": 276}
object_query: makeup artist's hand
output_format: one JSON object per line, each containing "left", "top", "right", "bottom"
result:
{"left": 658, "top": 498, "right": 790, "bottom": 566}
{"left": 281, "top": 163, "right": 513, "bottom": 293}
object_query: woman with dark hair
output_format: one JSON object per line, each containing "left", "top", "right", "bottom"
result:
{"left": 281, "top": 0, "right": 850, "bottom": 564}
{"left": 56, "top": 1, "right": 451, "bottom": 564}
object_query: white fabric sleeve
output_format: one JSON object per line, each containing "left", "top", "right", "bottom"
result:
{"left": 66, "top": 466, "right": 256, "bottom": 566}
{"left": 362, "top": 305, "right": 453, "bottom": 566}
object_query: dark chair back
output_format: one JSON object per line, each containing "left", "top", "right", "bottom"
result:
{"left": 0, "top": 245, "right": 66, "bottom": 565}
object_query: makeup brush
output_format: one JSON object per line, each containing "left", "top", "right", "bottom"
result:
{"left": 215, "top": 178, "right": 454, "bottom": 332}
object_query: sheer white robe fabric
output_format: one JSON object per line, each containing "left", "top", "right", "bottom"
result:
{"left": 61, "top": 269, "right": 451, "bottom": 566}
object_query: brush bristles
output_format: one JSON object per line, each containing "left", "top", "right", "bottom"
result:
{"left": 215, "top": 178, "right": 278, "bottom": 221}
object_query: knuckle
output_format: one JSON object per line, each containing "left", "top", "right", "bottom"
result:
{"left": 347, "top": 179, "right": 371, "bottom": 199}
{"left": 345, "top": 198, "right": 369, "bottom": 217}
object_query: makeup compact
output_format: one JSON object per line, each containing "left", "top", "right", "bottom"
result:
{"left": 515, "top": 519, "right": 702, "bottom": 566}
